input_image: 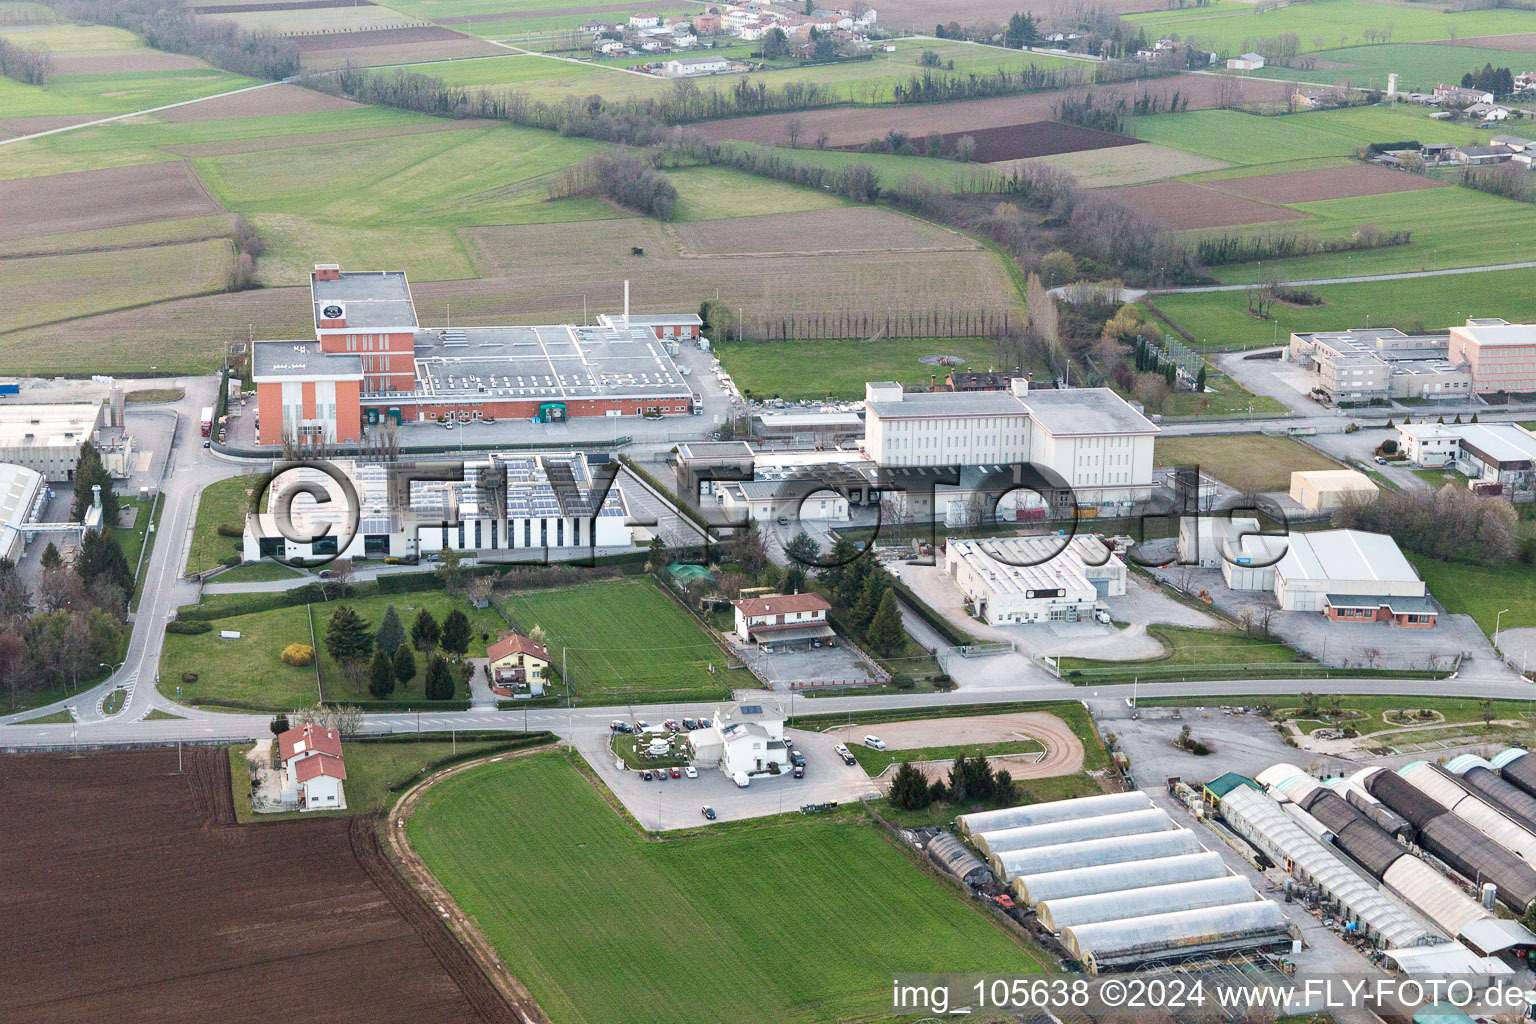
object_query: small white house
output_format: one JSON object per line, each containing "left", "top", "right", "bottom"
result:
{"left": 277, "top": 722, "right": 347, "bottom": 811}
{"left": 1227, "top": 52, "right": 1264, "bottom": 70}
{"left": 687, "top": 699, "right": 791, "bottom": 783}
{"left": 1397, "top": 422, "right": 1461, "bottom": 467}
{"left": 664, "top": 55, "right": 729, "bottom": 76}
{"left": 629, "top": 14, "right": 660, "bottom": 27}
{"left": 731, "top": 592, "right": 833, "bottom": 645}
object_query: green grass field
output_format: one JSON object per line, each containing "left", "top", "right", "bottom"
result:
{"left": 715, "top": 336, "right": 1031, "bottom": 400}
{"left": 1139, "top": 693, "right": 1536, "bottom": 729}
{"left": 1153, "top": 434, "right": 1342, "bottom": 492}
{"left": 1408, "top": 555, "right": 1536, "bottom": 635}
{"left": 667, "top": 164, "right": 851, "bottom": 221}
{"left": 1148, "top": 268, "right": 1536, "bottom": 352}
{"left": 0, "top": 68, "right": 252, "bottom": 119}
{"left": 498, "top": 578, "right": 731, "bottom": 703}
{"left": 408, "top": 750, "right": 1045, "bottom": 1024}
{"left": 1126, "top": 0, "right": 1536, "bottom": 55}
{"left": 850, "top": 736, "right": 1046, "bottom": 776}
{"left": 313, "top": 592, "right": 505, "bottom": 700}
{"left": 727, "top": 141, "right": 1008, "bottom": 190}
{"left": 1239, "top": 43, "right": 1536, "bottom": 93}
{"left": 160, "top": 603, "right": 319, "bottom": 710}
{"left": 189, "top": 474, "right": 260, "bottom": 572}
{"left": 1058, "top": 624, "right": 1308, "bottom": 678}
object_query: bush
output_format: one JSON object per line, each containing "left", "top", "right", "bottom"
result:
{"left": 893, "top": 674, "right": 916, "bottom": 690}
{"left": 280, "top": 643, "right": 315, "bottom": 667}
{"left": 166, "top": 619, "right": 211, "bottom": 634}
{"left": 216, "top": 523, "right": 242, "bottom": 538}
{"left": 222, "top": 555, "right": 240, "bottom": 567}
{"left": 181, "top": 672, "right": 198, "bottom": 683}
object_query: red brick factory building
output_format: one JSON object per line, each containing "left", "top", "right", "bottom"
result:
{"left": 252, "top": 265, "right": 702, "bottom": 446}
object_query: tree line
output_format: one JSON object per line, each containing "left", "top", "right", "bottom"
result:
{"left": 43, "top": 0, "right": 299, "bottom": 80}
{"left": 0, "top": 36, "right": 50, "bottom": 86}
{"left": 323, "top": 602, "right": 475, "bottom": 701}
{"left": 1462, "top": 63, "right": 1515, "bottom": 97}
{"left": 1332, "top": 484, "right": 1523, "bottom": 566}
{"left": 550, "top": 151, "right": 677, "bottom": 220}
{"left": 1194, "top": 224, "right": 1412, "bottom": 266}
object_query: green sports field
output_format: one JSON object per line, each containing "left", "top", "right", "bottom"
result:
{"left": 498, "top": 578, "right": 732, "bottom": 703}
{"left": 408, "top": 750, "right": 1046, "bottom": 1024}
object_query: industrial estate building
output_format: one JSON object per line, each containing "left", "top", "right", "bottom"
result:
{"left": 1287, "top": 318, "right": 1536, "bottom": 402}
{"left": 943, "top": 535, "right": 1126, "bottom": 625}
{"left": 0, "top": 403, "right": 105, "bottom": 481}
{"left": 1271, "top": 529, "right": 1435, "bottom": 624}
{"left": 0, "top": 462, "right": 44, "bottom": 564}
{"left": 241, "top": 452, "right": 631, "bottom": 563}
{"left": 1396, "top": 421, "right": 1536, "bottom": 498}
{"left": 1288, "top": 468, "right": 1379, "bottom": 512}
{"left": 252, "top": 266, "right": 698, "bottom": 446}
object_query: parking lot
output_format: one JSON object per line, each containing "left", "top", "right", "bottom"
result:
{"left": 578, "top": 724, "right": 879, "bottom": 830}
{"left": 727, "top": 633, "right": 879, "bottom": 691}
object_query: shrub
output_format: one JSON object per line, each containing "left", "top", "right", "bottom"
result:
{"left": 280, "top": 643, "right": 315, "bottom": 667}
{"left": 181, "top": 672, "right": 198, "bottom": 683}
{"left": 216, "top": 523, "right": 242, "bottom": 538}
{"left": 893, "top": 674, "right": 915, "bottom": 690}
{"left": 222, "top": 555, "right": 240, "bottom": 567}
{"left": 166, "top": 619, "right": 211, "bottom": 634}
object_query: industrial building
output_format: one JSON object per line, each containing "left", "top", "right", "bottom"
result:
{"left": 1448, "top": 319, "right": 1536, "bottom": 394}
{"left": 943, "top": 534, "right": 1126, "bottom": 625}
{"left": 0, "top": 462, "right": 44, "bottom": 563}
{"left": 242, "top": 452, "right": 631, "bottom": 563}
{"left": 1286, "top": 326, "right": 1472, "bottom": 403}
{"left": 252, "top": 266, "right": 697, "bottom": 446}
{"left": 1272, "top": 529, "right": 1436, "bottom": 626}
{"left": 1396, "top": 422, "right": 1536, "bottom": 498}
{"left": 962, "top": 793, "right": 1292, "bottom": 973}
{"left": 0, "top": 403, "right": 105, "bottom": 481}
{"left": 1288, "top": 469, "right": 1378, "bottom": 513}
{"left": 861, "top": 381, "right": 1159, "bottom": 509}
{"left": 1177, "top": 515, "right": 1260, "bottom": 569}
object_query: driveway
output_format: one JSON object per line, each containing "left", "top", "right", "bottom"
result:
{"left": 577, "top": 725, "right": 878, "bottom": 830}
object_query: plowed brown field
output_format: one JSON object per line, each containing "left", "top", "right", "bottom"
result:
{"left": 1102, "top": 179, "right": 1308, "bottom": 229}
{"left": 1213, "top": 163, "right": 1445, "bottom": 204}
{"left": 0, "top": 161, "right": 223, "bottom": 241}
{"left": 0, "top": 748, "right": 519, "bottom": 1024}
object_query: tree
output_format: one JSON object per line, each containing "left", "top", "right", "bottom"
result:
{"left": 71, "top": 441, "right": 119, "bottom": 528}
{"left": 0, "top": 632, "right": 26, "bottom": 711}
{"left": 441, "top": 608, "right": 472, "bottom": 658}
{"left": 39, "top": 542, "right": 61, "bottom": 571}
{"left": 994, "top": 769, "right": 1016, "bottom": 804}
{"left": 368, "top": 647, "right": 396, "bottom": 699}
{"left": 762, "top": 26, "right": 788, "bottom": 59}
{"left": 411, "top": 607, "right": 440, "bottom": 654}
{"left": 375, "top": 604, "right": 406, "bottom": 657}
{"left": 646, "top": 533, "right": 670, "bottom": 573}
{"left": 781, "top": 566, "right": 807, "bottom": 594}
{"left": 76, "top": 531, "right": 132, "bottom": 600}
{"left": 1195, "top": 364, "right": 1207, "bottom": 392}
{"left": 1005, "top": 11, "right": 1038, "bottom": 49}
{"left": 269, "top": 713, "right": 289, "bottom": 736}
{"left": 954, "top": 134, "right": 976, "bottom": 162}
{"left": 434, "top": 545, "right": 467, "bottom": 591}
{"left": 1483, "top": 698, "right": 1495, "bottom": 727}
{"left": 867, "top": 588, "right": 905, "bottom": 656}
{"left": 733, "top": 519, "right": 768, "bottom": 574}
{"left": 785, "top": 115, "right": 802, "bottom": 149}
{"left": 424, "top": 655, "right": 455, "bottom": 700}
{"left": 850, "top": 572, "right": 887, "bottom": 633}
{"left": 393, "top": 643, "right": 417, "bottom": 688}
{"left": 784, "top": 530, "right": 821, "bottom": 568}
{"left": 889, "top": 761, "right": 931, "bottom": 810}
{"left": 324, "top": 604, "right": 374, "bottom": 693}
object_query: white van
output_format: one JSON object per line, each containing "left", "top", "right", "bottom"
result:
{"left": 1094, "top": 608, "right": 1112, "bottom": 624}
{"left": 863, "top": 735, "right": 885, "bottom": 750}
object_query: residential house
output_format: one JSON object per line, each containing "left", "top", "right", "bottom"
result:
{"left": 487, "top": 631, "right": 550, "bottom": 697}
{"left": 731, "top": 591, "right": 834, "bottom": 647}
{"left": 1227, "top": 52, "right": 1264, "bottom": 70}
{"left": 1466, "top": 102, "right": 1511, "bottom": 122}
{"left": 686, "top": 698, "right": 791, "bottom": 784}
{"left": 1291, "top": 87, "right": 1336, "bottom": 109}
{"left": 1517, "top": 71, "right": 1536, "bottom": 94}
{"left": 691, "top": 12, "right": 722, "bottom": 34}
{"left": 629, "top": 14, "right": 660, "bottom": 27}
{"left": 277, "top": 722, "right": 347, "bottom": 811}
{"left": 1420, "top": 142, "right": 1458, "bottom": 165}
{"left": 1456, "top": 144, "right": 1513, "bottom": 165}
{"left": 1435, "top": 83, "right": 1494, "bottom": 105}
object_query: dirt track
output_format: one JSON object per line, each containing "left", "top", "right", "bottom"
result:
{"left": 0, "top": 748, "right": 520, "bottom": 1024}
{"left": 867, "top": 711, "right": 1084, "bottom": 777}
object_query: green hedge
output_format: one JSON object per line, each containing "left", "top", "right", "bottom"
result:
{"left": 887, "top": 578, "right": 980, "bottom": 647}
{"left": 166, "top": 619, "right": 212, "bottom": 634}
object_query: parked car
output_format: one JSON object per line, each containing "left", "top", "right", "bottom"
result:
{"left": 610, "top": 720, "right": 633, "bottom": 733}
{"left": 642, "top": 770, "right": 653, "bottom": 781}
{"left": 202, "top": 440, "right": 210, "bottom": 448}
{"left": 811, "top": 638, "right": 823, "bottom": 649}
{"left": 790, "top": 749, "right": 805, "bottom": 767}
{"left": 682, "top": 718, "right": 697, "bottom": 730}
{"left": 316, "top": 569, "right": 335, "bottom": 580}
{"left": 656, "top": 768, "right": 668, "bottom": 780}
{"left": 863, "top": 735, "right": 886, "bottom": 750}
{"left": 1093, "top": 608, "right": 1111, "bottom": 624}
{"left": 996, "top": 894, "right": 1016, "bottom": 910}
{"left": 834, "top": 743, "right": 856, "bottom": 766}
{"left": 776, "top": 516, "right": 789, "bottom": 526}
{"left": 664, "top": 719, "right": 680, "bottom": 732}
{"left": 635, "top": 720, "right": 651, "bottom": 732}
{"left": 684, "top": 766, "right": 697, "bottom": 779}
{"left": 1374, "top": 455, "right": 1388, "bottom": 465}
{"left": 701, "top": 806, "right": 716, "bottom": 820}
{"left": 793, "top": 765, "right": 805, "bottom": 778}
{"left": 670, "top": 767, "right": 682, "bottom": 778}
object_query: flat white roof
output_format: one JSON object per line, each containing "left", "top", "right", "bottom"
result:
{"left": 1291, "top": 469, "right": 1377, "bottom": 491}
{"left": 0, "top": 404, "right": 101, "bottom": 448}
{"left": 1452, "top": 322, "right": 1536, "bottom": 348}
{"left": 949, "top": 535, "right": 1111, "bottom": 598}
{"left": 1275, "top": 530, "right": 1420, "bottom": 585}
{"left": 0, "top": 462, "right": 43, "bottom": 558}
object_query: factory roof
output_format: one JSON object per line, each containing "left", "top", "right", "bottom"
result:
{"left": 1452, "top": 320, "right": 1536, "bottom": 348}
{"left": 864, "top": 388, "right": 1027, "bottom": 419}
{"left": 1018, "top": 387, "right": 1159, "bottom": 436}
{"left": 1275, "top": 530, "right": 1421, "bottom": 586}
{"left": 252, "top": 340, "right": 362, "bottom": 381}
{"left": 311, "top": 270, "right": 418, "bottom": 332}
{"left": 0, "top": 462, "right": 42, "bottom": 557}
{"left": 1456, "top": 423, "right": 1536, "bottom": 467}
{"left": 947, "top": 535, "right": 1114, "bottom": 598}
{"left": 0, "top": 403, "right": 102, "bottom": 449}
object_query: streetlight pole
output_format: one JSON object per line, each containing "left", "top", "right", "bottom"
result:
{"left": 1496, "top": 608, "right": 1511, "bottom": 656}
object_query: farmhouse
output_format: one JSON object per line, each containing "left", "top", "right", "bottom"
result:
{"left": 0, "top": 403, "right": 106, "bottom": 481}
{"left": 687, "top": 698, "right": 791, "bottom": 784}
{"left": 251, "top": 266, "right": 697, "bottom": 446}
{"left": 861, "top": 381, "right": 1159, "bottom": 509}
{"left": 487, "top": 631, "right": 550, "bottom": 696}
{"left": 731, "top": 591, "right": 834, "bottom": 647}
{"left": 1436, "top": 84, "right": 1494, "bottom": 105}
{"left": 1288, "top": 469, "right": 1378, "bottom": 513}
{"left": 944, "top": 534, "right": 1126, "bottom": 625}
{"left": 1465, "top": 103, "right": 1511, "bottom": 122}
{"left": 1273, "top": 530, "right": 1435, "bottom": 626}
{"left": 277, "top": 722, "right": 347, "bottom": 811}
{"left": 1457, "top": 144, "right": 1513, "bottom": 165}
{"left": 664, "top": 55, "right": 729, "bottom": 76}
{"left": 1226, "top": 52, "right": 1264, "bottom": 70}
{"left": 242, "top": 452, "right": 632, "bottom": 563}
{"left": 1448, "top": 319, "right": 1536, "bottom": 394}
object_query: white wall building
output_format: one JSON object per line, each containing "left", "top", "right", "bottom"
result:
{"left": 686, "top": 698, "right": 790, "bottom": 784}
{"left": 862, "top": 381, "right": 1159, "bottom": 509}
{"left": 0, "top": 462, "right": 44, "bottom": 563}
{"left": 1397, "top": 423, "right": 1462, "bottom": 467}
{"left": 1273, "top": 530, "right": 1435, "bottom": 625}
{"left": 243, "top": 453, "right": 631, "bottom": 564}
{"left": 665, "top": 55, "right": 729, "bottom": 76}
{"left": 944, "top": 534, "right": 1126, "bottom": 625}
{"left": 1177, "top": 516, "right": 1260, "bottom": 569}
{"left": 0, "top": 404, "right": 105, "bottom": 482}
{"left": 731, "top": 592, "right": 833, "bottom": 645}
{"left": 277, "top": 722, "right": 347, "bottom": 811}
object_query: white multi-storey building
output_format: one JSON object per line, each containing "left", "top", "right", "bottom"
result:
{"left": 861, "top": 381, "right": 1159, "bottom": 508}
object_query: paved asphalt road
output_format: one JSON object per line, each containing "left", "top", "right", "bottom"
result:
{"left": 4, "top": 374, "right": 1532, "bottom": 750}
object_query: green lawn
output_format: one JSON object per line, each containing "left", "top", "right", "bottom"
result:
{"left": 851, "top": 736, "right": 1046, "bottom": 776}
{"left": 668, "top": 165, "right": 851, "bottom": 222}
{"left": 1408, "top": 554, "right": 1536, "bottom": 635}
{"left": 101, "top": 688, "right": 126, "bottom": 715}
{"left": 312, "top": 591, "right": 506, "bottom": 702}
{"left": 160, "top": 603, "right": 319, "bottom": 710}
{"left": 1126, "top": 0, "right": 1536, "bottom": 55}
{"left": 213, "top": 561, "right": 304, "bottom": 583}
{"left": 714, "top": 336, "right": 1032, "bottom": 401}
{"left": 499, "top": 578, "right": 731, "bottom": 703}
{"left": 1059, "top": 624, "right": 1309, "bottom": 679}
{"left": 1238, "top": 42, "right": 1536, "bottom": 93}
{"left": 113, "top": 496, "right": 155, "bottom": 595}
{"left": 189, "top": 475, "right": 260, "bottom": 573}
{"left": 228, "top": 735, "right": 548, "bottom": 821}
{"left": 1140, "top": 694, "right": 1536, "bottom": 731}
{"left": 1147, "top": 268, "right": 1536, "bottom": 352}
{"left": 1153, "top": 434, "right": 1343, "bottom": 492}
{"left": 408, "top": 750, "right": 1045, "bottom": 1024}
{"left": 6, "top": 709, "right": 73, "bottom": 725}
{"left": 144, "top": 708, "right": 183, "bottom": 720}
{"left": 1162, "top": 376, "right": 1289, "bottom": 419}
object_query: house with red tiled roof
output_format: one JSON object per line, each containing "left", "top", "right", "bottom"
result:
{"left": 277, "top": 722, "right": 347, "bottom": 811}
{"left": 487, "top": 631, "right": 551, "bottom": 697}
{"left": 730, "top": 592, "right": 834, "bottom": 648}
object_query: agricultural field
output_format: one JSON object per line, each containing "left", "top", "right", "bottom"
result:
{"left": 1146, "top": 268, "right": 1536, "bottom": 351}
{"left": 1152, "top": 434, "right": 1343, "bottom": 493}
{"left": 407, "top": 749, "right": 1045, "bottom": 1024}
{"left": 1103, "top": 179, "right": 1307, "bottom": 230}
{"left": 292, "top": 25, "right": 506, "bottom": 69}
{"left": 0, "top": 748, "right": 519, "bottom": 1024}
{"left": 714, "top": 335, "right": 1033, "bottom": 401}
{"left": 1125, "top": 0, "right": 1536, "bottom": 56}
{"left": 497, "top": 578, "right": 731, "bottom": 703}
{"left": 1022, "top": 141, "right": 1230, "bottom": 188}
{"left": 1235, "top": 43, "right": 1536, "bottom": 93}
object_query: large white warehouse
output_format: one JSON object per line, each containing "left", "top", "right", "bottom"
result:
{"left": 1273, "top": 529, "right": 1436, "bottom": 627}
{"left": 943, "top": 534, "right": 1126, "bottom": 626}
